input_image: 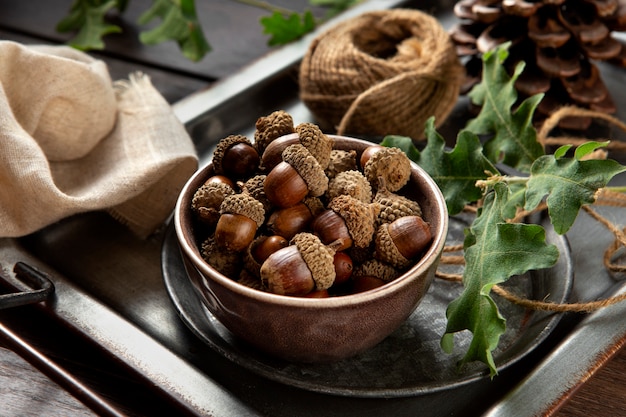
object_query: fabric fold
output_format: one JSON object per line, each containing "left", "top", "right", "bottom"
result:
{"left": 0, "top": 41, "right": 198, "bottom": 238}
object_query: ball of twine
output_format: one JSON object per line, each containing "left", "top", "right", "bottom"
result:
{"left": 299, "top": 9, "right": 464, "bottom": 139}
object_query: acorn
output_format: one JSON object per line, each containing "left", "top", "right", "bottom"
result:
{"left": 264, "top": 144, "right": 328, "bottom": 208}
{"left": 312, "top": 194, "right": 379, "bottom": 251}
{"left": 352, "top": 259, "right": 400, "bottom": 282}
{"left": 259, "top": 134, "right": 299, "bottom": 172}
{"left": 326, "top": 170, "right": 373, "bottom": 204}
{"left": 267, "top": 197, "right": 324, "bottom": 240}
{"left": 363, "top": 146, "right": 411, "bottom": 192}
{"left": 359, "top": 144, "right": 384, "bottom": 168}
{"left": 191, "top": 179, "right": 235, "bottom": 227}
{"left": 201, "top": 236, "right": 242, "bottom": 278}
{"left": 215, "top": 193, "right": 265, "bottom": 252}
{"left": 374, "top": 177, "right": 422, "bottom": 225}
{"left": 294, "top": 122, "right": 334, "bottom": 169}
{"left": 374, "top": 215, "right": 432, "bottom": 269}
{"left": 254, "top": 110, "right": 295, "bottom": 156}
{"left": 333, "top": 251, "right": 353, "bottom": 286}
{"left": 351, "top": 275, "right": 386, "bottom": 293}
{"left": 260, "top": 233, "right": 337, "bottom": 296}
{"left": 244, "top": 234, "right": 289, "bottom": 278}
{"left": 325, "top": 149, "right": 358, "bottom": 178}
{"left": 237, "top": 268, "right": 266, "bottom": 291}
{"left": 212, "top": 135, "right": 260, "bottom": 179}
{"left": 239, "top": 174, "right": 272, "bottom": 212}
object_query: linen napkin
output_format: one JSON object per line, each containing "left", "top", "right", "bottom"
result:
{"left": 0, "top": 41, "right": 198, "bottom": 238}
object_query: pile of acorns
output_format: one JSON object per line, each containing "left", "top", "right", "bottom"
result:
{"left": 189, "top": 110, "right": 433, "bottom": 298}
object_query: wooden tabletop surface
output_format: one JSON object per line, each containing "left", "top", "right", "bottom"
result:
{"left": 1, "top": 1, "right": 625, "bottom": 416}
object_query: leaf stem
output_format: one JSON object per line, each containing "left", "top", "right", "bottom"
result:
{"left": 476, "top": 175, "right": 529, "bottom": 190}
{"left": 605, "top": 185, "right": 626, "bottom": 193}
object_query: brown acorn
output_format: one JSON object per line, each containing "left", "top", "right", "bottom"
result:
{"left": 191, "top": 179, "right": 235, "bottom": 227}
{"left": 363, "top": 146, "right": 412, "bottom": 192}
{"left": 260, "top": 233, "right": 336, "bottom": 296}
{"left": 264, "top": 144, "right": 329, "bottom": 208}
{"left": 212, "top": 135, "right": 260, "bottom": 178}
{"left": 254, "top": 110, "right": 295, "bottom": 156}
{"left": 312, "top": 194, "right": 379, "bottom": 251}
{"left": 374, "top": 215, "right": 432, "bottom": 269}
{"left": 215, "top": 193, "right": 265, "bottom": 252}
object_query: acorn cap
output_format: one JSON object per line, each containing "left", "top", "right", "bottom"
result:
{"left": 240, "top": 174, "right": 272, "bottom": 212}
{"left": 219, "top": 193, "right": 266, "bottom": 227}
{"left": 364, "top": 147, "right": 411, "bottom": 192}
{"left": 374, "top": 178, "right": 422, "bottom": 224}
{"left": 254, "top": 110, "right": 295, "bottom": 154}
{"left": 212, "top": 135, "right": 253, "bottom": 174}
{"left": 291, "top": 232, "right": 336, "bottom": 290}
{"left": 353, "top": 259, "right": 400, "bottom": 282}
{"left": 326, "top": 149, "right": 358, "bottom": 178}
{"left": 243, "top": 235, "right": 266, "bottom": 278}
{"left": 327, "top": 170, "right": 373, "bottom": 203}
{"left": 191, "top": 181, "right": 236, "bottom": 223}
{"left": 281, "top": 144, "right": 329, "bottom": 197}
{"left": 201, "top": 236, "right": 243, "bottom": 278}
{"left": 302, "top": 196, "right": 325, "bottom": 217}
{"left": 295, "top": 122, "right": 334, "bottom": 169}
{"left": 374, "top": 223, "right": 411, "bottom": 269}
{"left": 328, "top": 194, "right": 379, "bottom": 248}
{"left": 237, "top": 268, "right": 266, "bottom": 291}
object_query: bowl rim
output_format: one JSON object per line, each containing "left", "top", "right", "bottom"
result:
{"left": 174, "top": 135, "right": 448, "bottom": 308}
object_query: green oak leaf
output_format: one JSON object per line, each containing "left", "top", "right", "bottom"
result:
{"left": 442, "top": 183, "right": 560, "bottom": 376}
{"left": 465, "top": 43, "right": 545, "bottom": 172}
{"left": 382, "top": 118, "right": 498, "bottom": 215}
{"left": 56, "top": 0, "right": 122, "bottom": 50}
{"left": 138, "top": 0, "right": 210, "bottom": 62}
{"left": 525, "top": 142, "right": 626, "bottom": 234}
{"left": 260, "top": 10, "right": 316, "bottom": 46}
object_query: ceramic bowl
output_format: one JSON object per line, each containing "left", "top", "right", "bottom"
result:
{"left": 174, "top": 136, "right": 448, "bottom": 363}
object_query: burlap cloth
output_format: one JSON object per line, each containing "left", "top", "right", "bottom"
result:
{"left": 0, "top": 41, "right": 198, "bottom": 238}
{"left": 299, "top": 9, "right": 463, "bottom": 139}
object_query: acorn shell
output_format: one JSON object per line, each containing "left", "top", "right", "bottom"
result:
{"left": 325, "top": 149, "right": 358, "bottom": 178}
{"left": 212, "top": 135, "right": 254, "bottom": 175}
{"left": 327, "top": 170, "right": 373, "bottom": 203}
{"left": 281, "top": 144, "right": 329, "bottom": 198}
{"left": 240, "top": 174, "right": 272, "bottom": 212}
{"left": 374, "top": 181, "right": 423, "bottom": 225}
{"left": 295, "top": 122, "right": 334, "bottom": 169}
{"left": 201, "top": 237, "right": 243, "bottom": 278}
{"left": 374, "top": 222, "right": 411, "bottom": 269}
{"left": 191, "top": 181, "right": 235, "bottom": 225}
{"left": 219, "top": 193, "right": 265, "bottom": 227}
{"left": 364, "top": 146, "right": 411, "bottom": 192}
{"left": 328, "top": 194, "right": 379, "bottom": 248}
{"left": 291, "top": 232, "right": 336, "bottom": 291}
{"left": 353, "top": 259, "right": 399, "bottom": 282}
{"left": 254, "top": 110, "right": 295, "bottom": 155}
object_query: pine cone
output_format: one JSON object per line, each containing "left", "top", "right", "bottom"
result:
{"left": 450, "top": 0, "right": 626, "bottom": 129}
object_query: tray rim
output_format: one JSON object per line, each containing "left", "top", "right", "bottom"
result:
{"left": 161, "top": 215, "right": 574, "bottom": 398}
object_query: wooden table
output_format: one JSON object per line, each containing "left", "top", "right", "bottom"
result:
{"left": 1, "top": 1, "right": 625, "bottom": 416}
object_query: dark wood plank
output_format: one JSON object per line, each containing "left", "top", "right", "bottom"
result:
{"left": 0, "top": 346, "right": 95, "bottom": 417}
{"left": 0, "top": 0, "right": 325, "bottom": 80}
{"left": 0, "top": 28, "right": 209, "bottom": 103}
{"left": 554, "top": 345, "right": 626, "bottom": 417}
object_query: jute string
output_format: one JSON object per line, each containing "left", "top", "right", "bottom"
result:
{"left": 299, "top": 9, "right": 463, "bottom": 139}
{"left": 438, "top": 106, "right": 626, "bottom": 313}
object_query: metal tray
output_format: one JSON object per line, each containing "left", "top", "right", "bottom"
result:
{"left": 4, "top": 0, "right": 626, "bottom": 415}
{"left": 162, "top": 213, "right": 572, "bottom": 398}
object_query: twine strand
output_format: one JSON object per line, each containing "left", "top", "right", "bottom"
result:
{"left": 299, "top": 9, "right": 463, "bottom": 138}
